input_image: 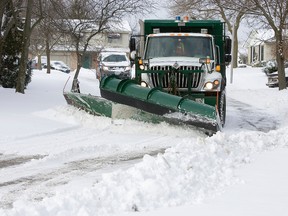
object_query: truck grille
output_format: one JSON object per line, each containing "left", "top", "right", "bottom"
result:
{"left": 150, "top": 65, "right": 202, "bottom": 88}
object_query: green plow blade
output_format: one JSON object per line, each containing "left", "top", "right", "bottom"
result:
{"left": 63, "top": 92, "right": 180, "bottom": 124}
{"left": 63, "top": 92, "right": 113, "bottom": 117}
{"left": 100, "top": 76, "right": 221, "bottom": 133}
{"left": 63, "top": 76, "right": 221, "bottom": 134}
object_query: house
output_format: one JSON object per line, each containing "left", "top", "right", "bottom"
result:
{"left": 30, "top": 20, "right": 132, "bottom": 71}
{"left": 246, "top": 29, "right": 276, "bottom": 66}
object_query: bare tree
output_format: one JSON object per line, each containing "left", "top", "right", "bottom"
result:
{"left": 50, "top": 0, "right": 157, "bottom": 92}
{"left": 168, "top": 0, "right": 249, "bottom": 68}
{"left": 29, "top": 25, "right": 46, "bottom": 69}
{"left": 31, "top": 0, "right": 64, "bottom": 74}
{"left": 215, "top": 0, "right": 249, "bottom": 68}
{"left": 15, "top": 0, "right": 43, "bottom": 93}
{"left": 168, "top": 0, "right": 216, "bottom": 19}
{"left": 233, "top": 0, "right": 287, "bottom": 90}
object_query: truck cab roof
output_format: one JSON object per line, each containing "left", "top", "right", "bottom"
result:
{"left": 148, "top": 32, "right": 213, "bottom": 38}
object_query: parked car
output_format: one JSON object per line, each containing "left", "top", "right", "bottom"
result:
{"left": 264, "top": 60, "right": 288, "bottom": 87}
{"left": 266, "top": 68, "right": 288, "bottom": 88}
{"left": 262, "top": 59, "right": 278, "bottom": 75}
{"left": 238, "top": 63, "right": 247, "bottom": 68}
{"left": 96, "top": 52, "right": 131, "bottom": 80}
{"left": 31, "top": 56, "right": 47, "bottom": 70}
{"left": 44, "top": 60, "right": 70, "bottom": 73}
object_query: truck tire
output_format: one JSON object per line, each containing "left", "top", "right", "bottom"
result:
{"left": 218, "top": 89, "right": 226, "bottom": 127}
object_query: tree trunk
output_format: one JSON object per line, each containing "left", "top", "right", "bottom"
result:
{"left": 0, "top": 39, "right": 3, "bottom": 77}
{"left": 72, "top": 50, "right": 82, "bottom": 93}
{"left": 276, "top": 31, "right": 286, "bottom": 90}
{"left": 37, "top": 53, "right": 42, "bottom": 70}
{"left": 46, "top": 39, "right": 51, "bottom": 74}
{"left": 15, "top": 0, "right": 33, "bottom": 93}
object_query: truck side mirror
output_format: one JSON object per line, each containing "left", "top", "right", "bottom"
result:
{"left": 225, "top": 54, "right": 232, "bottom": 63}
{"left": 129, "top": 37, "right": 136, "bottom": 52}
{"left": 225, "top": 37, "right": 232, "bottom": 54}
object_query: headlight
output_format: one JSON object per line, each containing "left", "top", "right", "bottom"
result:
{"left": 139, "top": 64, "right": 145, "bottom": 70}
{"left": 204, "top": 82, "right": 214, "bottom": 90}
{"left": 204, "top": 80, "right": 220, "bottom": 90}
{"left": 140, "top": 81, "right": 148, "bottom": 87}
{"left": 103, "top": 66, "right": 109, "bottom": 71}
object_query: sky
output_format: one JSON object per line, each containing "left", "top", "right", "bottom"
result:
{"left": 126, "top": 4, "right": 251, "bottom": 62}
{"left": 140, "top": 2, "right": 251, "bottom": 45}
{"left": 0, "top": 66, "right": 288, "bottom": 216}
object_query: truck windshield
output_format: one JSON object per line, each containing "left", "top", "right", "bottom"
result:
{"left": 144, "top": 36, "right": 213, "bottom": 59}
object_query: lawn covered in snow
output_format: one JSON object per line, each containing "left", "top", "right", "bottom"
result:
{"left": 0, "top": 66, "right": 288, "bottom": 216}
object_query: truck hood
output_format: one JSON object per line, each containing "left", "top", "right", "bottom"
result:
{"left": 148, "top": 57, "right": 203, "bottom": 67}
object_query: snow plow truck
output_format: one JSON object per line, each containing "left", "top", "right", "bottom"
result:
{"left": 64, "top": 17, "right": 232, "bottom": 134}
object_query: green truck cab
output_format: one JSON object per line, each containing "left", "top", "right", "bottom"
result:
{"left": 130, "top": 18, "right": 232, "bottom": 126}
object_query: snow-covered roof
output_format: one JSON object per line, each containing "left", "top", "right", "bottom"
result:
{"left": 53, "top": 19, "right": 131, "bottom": 34}
{"left": 52, "top": 44, "right": 102, "bottom": 52}
{"left": 101, "top": 47, "right": 130, "bottom": 53}
{"left": 248, "top": 29, "right": 275, "bottom": 46}
{"left": 106, "top": 20, "right": 131, "bottom": 33}
{"left": 255, "top": 29, "right": 274, "bottom": 41}
{"left": 51, "top": 44, "right": 130, "bottom": 53}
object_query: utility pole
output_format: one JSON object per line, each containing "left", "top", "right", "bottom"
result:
{"left": 230, "top": 24, "right": 235, "bottom": 84}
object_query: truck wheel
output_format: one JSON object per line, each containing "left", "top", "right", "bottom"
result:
{"left": 218, "top": 89, "right": 226, "bottom": 127}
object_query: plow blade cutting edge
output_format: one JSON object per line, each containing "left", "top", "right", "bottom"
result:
{"left": 99, "top": 76, "right": 221, "bottom": 133}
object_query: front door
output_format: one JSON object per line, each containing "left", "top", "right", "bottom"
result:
{"left": 82, "top": 54, "right": 91, "bottom": 68}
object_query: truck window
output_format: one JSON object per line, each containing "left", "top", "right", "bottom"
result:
{"left": 144, "top": 36, "right": 213, "bottom": 59}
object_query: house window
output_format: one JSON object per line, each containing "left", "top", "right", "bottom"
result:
{"left": 250, "top": 47, "right": 253, "bottom": 63}
{"left": 250, "top": 46, "right": 257, "bottom": 63}
{"left": 260, "top": 45, "right": 264, "bottom": 61}
{"left": 107, "top": 33, "right": 121, "bottom": 44}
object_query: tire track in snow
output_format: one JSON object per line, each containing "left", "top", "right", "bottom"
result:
{"left": 0, "top": 134, "right": 170, "bottom": 209}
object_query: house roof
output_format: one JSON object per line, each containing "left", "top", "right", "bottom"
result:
{"left": 101, "top": 47, "right": 130, "bottom": 53}
{"left": 53, "top": 19, "right": 131, "bottom": 34}
{"left": 248, "top": 29, "right": 275, "bottom": 46}
{"left": 107, "top": 20, "right": 131, "bottom": 33}
{"left": 50, "top": 19, "right": 131, "bottom": 52}
{"left": 52, "top": 44, "right": 130, "bottom": 53}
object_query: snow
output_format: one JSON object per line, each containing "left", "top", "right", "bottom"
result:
{"left": 108, "top": 20, "right": 132, "bottom": 33}
{"left": 0, "top": 67, "right": 288, "bottom": 216}
{"left": 247, "top": 29, "right": 275, "bottom": 46}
